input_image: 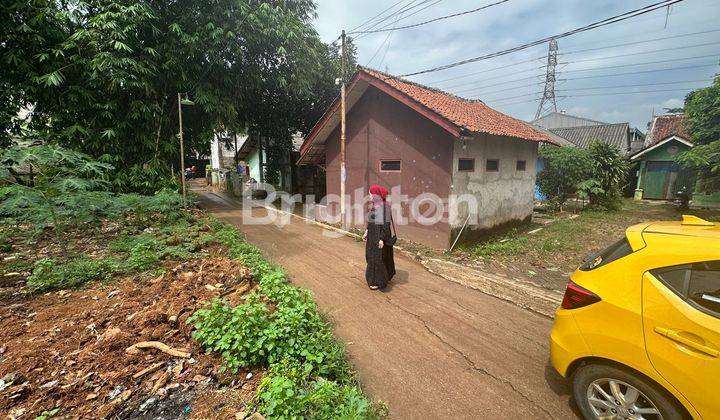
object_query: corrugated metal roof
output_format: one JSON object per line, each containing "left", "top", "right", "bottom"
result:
{"left": 549, "top": 123, "right": 630, "bottom": 153}
{"left": 531, "top": 112, "right": 607, "bottom": 129}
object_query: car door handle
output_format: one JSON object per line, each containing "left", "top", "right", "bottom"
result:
{"left": 654, "top": 327, "right": 720, "bottom": 358}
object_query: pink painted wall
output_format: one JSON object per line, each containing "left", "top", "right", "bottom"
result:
{"left": 324, "top": 86, "right": 454, "bottom": 249}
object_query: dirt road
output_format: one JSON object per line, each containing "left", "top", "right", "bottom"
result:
{"left": 198, "top": 191, "right": 578, "bottom": 419}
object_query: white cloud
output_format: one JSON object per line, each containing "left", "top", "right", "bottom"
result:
{"left": 313, "top": 0, "right": 720, "bottom": 129}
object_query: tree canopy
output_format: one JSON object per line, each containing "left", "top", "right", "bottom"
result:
{"left": 2, "top": 0, "right": 355, "bottom": 190}
{"left": 677, "top": 74, "right": 720, "bottom": 193}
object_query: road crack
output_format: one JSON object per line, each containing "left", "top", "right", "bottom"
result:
{"left": 383, "top": 295, "right": 555, "bottom": 419}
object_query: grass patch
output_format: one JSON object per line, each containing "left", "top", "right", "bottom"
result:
{"left": 466, "top": 230, "right": 528, "bottom": 258}
{"left": 27, "top": 257, "right": 120, "bottom": 292}
{"left": 6, "top": 190, "right": 382, "bottom": 417}
{"left": 190, "top": 221, "right": 385, "bottom": 419}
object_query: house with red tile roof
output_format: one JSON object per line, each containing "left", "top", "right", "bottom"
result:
{"left": 631, "top": 114, "right": 695, "bottom": 200}
{"left": 298, "top": 67, "right": 557, "bottom": 248}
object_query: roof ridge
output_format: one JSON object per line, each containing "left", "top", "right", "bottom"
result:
{"left": 358, "top": 66, "right": 486, "bottom": 104}
{"left": 531, "top": 111, "right": 606, "bottom": 125}
{"left": 550, "top": 122, "right": 629, "bottom": 131}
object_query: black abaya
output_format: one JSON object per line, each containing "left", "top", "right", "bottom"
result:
{"left": 365, "top": 204, "right": 396, "bottom": 289}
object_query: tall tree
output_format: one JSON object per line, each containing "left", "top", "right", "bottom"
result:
{"left": 677, "top": 74, "right": 720, "bottom": 193}
{"left": 1, "top": 0, "right": 352, "bottom": 191}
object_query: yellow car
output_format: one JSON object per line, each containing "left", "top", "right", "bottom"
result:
{"left": 550, "top": 215, "right": 719, "bottom": 420}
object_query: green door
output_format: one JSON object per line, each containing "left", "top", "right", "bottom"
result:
{"left": 643, "top": 161, "right": 678, "bottom": 199}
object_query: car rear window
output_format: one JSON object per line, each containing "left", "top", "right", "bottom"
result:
{"left": 651, "top": 260, "right": 720, "bottom": 318}
{"left": 579, "top": 238, "right": 634, "bottom": 271}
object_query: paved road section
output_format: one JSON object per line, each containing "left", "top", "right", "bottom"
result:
{"left": 198, "top": 191, "right": 578, "bottom": 419}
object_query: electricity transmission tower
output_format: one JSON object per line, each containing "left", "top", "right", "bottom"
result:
{"left": 535, "top": 39, "right": 558, "bottom": 120}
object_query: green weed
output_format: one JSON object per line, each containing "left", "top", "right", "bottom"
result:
{"left": 189, "top": 220, "right": 381, "bottom": 419}
{"left": 27, "top": 257, "right": 120, "bottom": 292}
{"left": 467, "top": 229, "right": 528, "bottom": 258}
{"left": 256, "top": 360, "right": 386, "bottom": 419}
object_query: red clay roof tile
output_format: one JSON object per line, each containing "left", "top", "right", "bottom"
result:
{"left": 298, "top": 67, "right": 556, "bottom": 164}
{"left": 362, "top": 68, "right": 553, "bottom": 143}
{"left": 646, "top": 114, "right": 690, "bottom": 146}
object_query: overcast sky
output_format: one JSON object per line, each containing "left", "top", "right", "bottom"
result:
{"left": 312, "top": 0, "right": 720, "bottom": 131}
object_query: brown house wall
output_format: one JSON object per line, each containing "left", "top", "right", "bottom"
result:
{"left": 325, "top": 86, "right": 454, "bottom": 249}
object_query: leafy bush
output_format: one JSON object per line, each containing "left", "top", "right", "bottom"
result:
{"left": 537, "top": 146, "right": 592, "bottom": 210}
{"left": 538, "top": 141, "right": 629, "bottom": 211}
{"left": 585, "top": 141, "right": 629, "bottom": 210}
{"left": 0, "top": 144, "right": 188, "bottom": 237}
{"left": 0, "top": 144, "right": 112, "bottom": 237}
{"left": 678, "top": 75, "right": 720, "bottom": 193}
{"left": 190, "top": 221, "right": 381, "bottom": 419}
{"left": 256, "top": 361, "right": 383, "bottom": 419}
{"left": 27, "top": 257, "right": 119, "bottom": 292}
{"left": 106, "top": 160, "right": 180, "bottom": 195}
{"left": 189, "top": 270, "right": 350, "bottom": 380}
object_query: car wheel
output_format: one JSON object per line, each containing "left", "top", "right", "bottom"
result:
{"left": 573, "top": 363, "right": 684, "bottom": 420}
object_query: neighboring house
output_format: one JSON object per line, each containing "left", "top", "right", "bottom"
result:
{"left": 530, "top": 111, "right": 645, "bottom": 199}
{"left": 238, "top": 133, "right": 323, "bottom": 195}
{"left": 210, "top": 131, "right": 247, "bottom": 171}
{"left": 298, "top": 67, "right": 556, "bottom": 249}
{"left": 548, "top": 123, "right": 643, "bottom": 156}
{"left": 631, "top": 114, "right": 695, "bottom": 200}
{"left": 531, "top": 111, "right": 607, "bottom": 130}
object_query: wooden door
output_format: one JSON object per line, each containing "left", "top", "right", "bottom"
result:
{"left": 643, "top": 161, "right": 679, "bottom": 200}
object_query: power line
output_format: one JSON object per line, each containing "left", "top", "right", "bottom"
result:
{"left": 428, "top": 27, "right": 720, "bottom": 87}
{"left": 397, "top": 0, "right": 685, "bottom": 78}
{"left": 442, "top": 67, "right": 543, "bottom": 90}
{"left": 486, "top": 84, "right": 709, "bottom": 105}
{"left": 457, "top": 64, "right": 718, "bottom": 96}
{"left": 348, "top": 0, "right": 410, "bottom": 33}
{"left": 561, "top": 28, "right": 720, "bottom": 55}
{"left": 427, "top": 56, "right": 545, "bottom": 85}
{"left": 373, "top": 0, "right": 444, "bottom": 31}
{"left": 563, "top": 54, "right": 720, "bottom": 73}
{"left": 354, "top": 0, "right": 433, "bottom": 37}
{"left": 367, "top": 8, "right": 405, "bottom": 66}
{"left": 565, "top": 40, "right": 720, "bottom": 64}
{"left": 482, "top": 78, "right": 711, "bottom": 100}
{"left": 559, "top": 79, "right": 711, "bottom": 91}
{"left": 560, "top": 86, "right": 708, "bottom": 97}
{"left": 445, "top": 53, "right": 719, "bottom": 92}
{"left": 563, "top": 61, "right": 718, "bottom": 78}
{"left": 349, "top": 0, "right": 510, "bottom": 35}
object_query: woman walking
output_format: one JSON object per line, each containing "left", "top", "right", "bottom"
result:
{"left": 363, "top": 184, "right": 396, "bottom": 290}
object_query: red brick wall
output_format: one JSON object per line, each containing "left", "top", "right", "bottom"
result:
{"left": 324, "top": 86, "right": 454, "bottom": 249}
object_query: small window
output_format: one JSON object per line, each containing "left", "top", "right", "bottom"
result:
{"left": 516, "top": 160, "right": 526, "bottom": 171}
{"left": 485, "top": 159, "right": 499, "bottom": 172}
{"left": 458, "top": 158, "right": 475, "bottom": 172}
{"left": 651, "top": 260, "right": 720, "bottom": 318}
{"left": 579, "top": 238, "right": 634, "bottom": 271}
{"left": 379, "top": 160, "right": 401, "bottom": 172}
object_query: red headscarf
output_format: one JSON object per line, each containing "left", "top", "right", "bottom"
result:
{"left": 369, "top": 184, "right": 388, "bottom": 201}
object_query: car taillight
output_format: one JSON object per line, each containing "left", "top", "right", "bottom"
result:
{"left": 561, "top": 281, "right": 601, "bottom": 309}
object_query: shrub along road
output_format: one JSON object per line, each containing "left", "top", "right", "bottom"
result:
{"left": 198, "top": 191, "right": 579, "bottom": 419}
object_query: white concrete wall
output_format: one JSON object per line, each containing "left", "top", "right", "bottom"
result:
{"left": 449, "top": 134, "right": 538, "bottom": 230}
{"left": 210, "top": 132, "right": 248, "bottom": 170}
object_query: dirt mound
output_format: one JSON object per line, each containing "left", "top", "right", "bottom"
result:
{"left": 0, "top": 257, "right": 261, "bottom": 419}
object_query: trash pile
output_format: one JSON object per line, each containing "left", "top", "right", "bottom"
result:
{"left": 0, "top": 257, "right": 264, "bottom": 418}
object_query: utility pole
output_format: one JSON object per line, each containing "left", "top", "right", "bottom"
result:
{"left": 340, "top": 29, "right": 347, "bottom": 229}
{"left": 177, "top": 93, "right": 187, "bottom": 205}
{"left": 535, "top": 39, "right": 559, "bottom": 120}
